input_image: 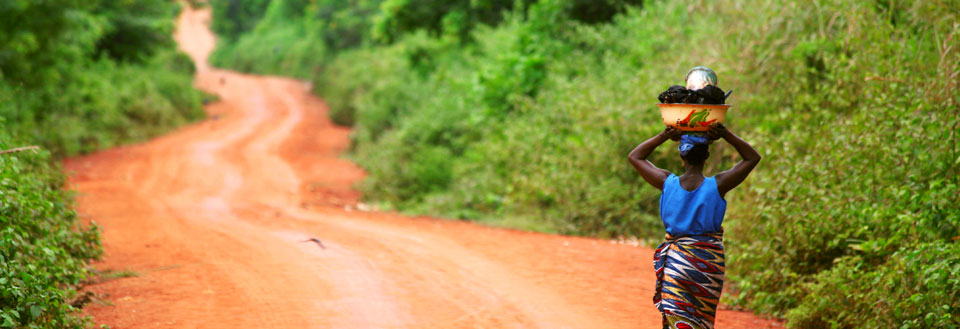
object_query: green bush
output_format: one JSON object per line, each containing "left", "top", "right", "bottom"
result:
{"left": 0, "top": 132, "right": 102, "bottom": 329}
{"left": 1, "top": 50, "right": 205, "bottom": 157}
{"left": 211, "top": 20, "right": 327, "bottom": 78}
{"left": 209, "top": 0, "right": 389, "bottom": 77}
{"left": 304, "top": 0, "right": 383, "bottom": 52}
{"left": 1, "top": 0, "right": 206, "bottom": 157}
{"left": 784, "top": 243, "right": 960, "bottom": 328}
{"left": 371, "top": 0, "right": 523, "bottom": 42}
{"left": 211, "top": 0, "right": 272, "bottom": 40}
{"left": 370, "top": 0, "right": 641, "bottom": 43}
{"left": 93, "top": 0, "right": 179, "bottom": 62}
{"left": 0, "top": 0, "right": 94, "bottom": 87}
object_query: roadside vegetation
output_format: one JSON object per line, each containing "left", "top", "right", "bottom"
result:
{"left": 1, "top": 1, "right": 204, "bottom": 327}
{"left": 210, "top": 0, "right": 959, "bottom": 327}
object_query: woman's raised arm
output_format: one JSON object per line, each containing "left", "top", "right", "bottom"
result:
{"left": 709, "top": 123, "right": 761, "bottom": 197}
{"left": 628, "top": 127, "right": 681, "bottom": 190}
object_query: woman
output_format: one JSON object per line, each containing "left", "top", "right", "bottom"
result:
{"left": 627, "top": 123, "right": 760, "bottom": 329}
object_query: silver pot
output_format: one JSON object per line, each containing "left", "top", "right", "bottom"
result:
{"left": 685, "top": 66, "right": 718, "bottom": 91}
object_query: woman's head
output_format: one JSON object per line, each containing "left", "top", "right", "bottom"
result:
{"left": 678, "top": 134, "right": 711, "bottom": 166}
{"left": 681, "top": 144, "right": 709, "bottom": 166}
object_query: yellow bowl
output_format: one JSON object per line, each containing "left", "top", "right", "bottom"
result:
{"left": 657, "top": 103, "right": 731, "bottom": 131}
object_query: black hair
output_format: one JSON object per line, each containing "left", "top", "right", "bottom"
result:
{"left": 681, "top": 144, "right": 709, "bottom": 166}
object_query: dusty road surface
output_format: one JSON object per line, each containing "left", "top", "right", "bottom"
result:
{"left": 68, "top": 6, "right": 782, "bottom": 329}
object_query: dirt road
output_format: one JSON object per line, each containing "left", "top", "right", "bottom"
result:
{"left": 68, "top": 7, "right": 781, "bottom": 329}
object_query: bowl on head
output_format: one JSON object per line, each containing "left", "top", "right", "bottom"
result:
{"left": 657, "top": 103, "right": 730, "bottom": 132}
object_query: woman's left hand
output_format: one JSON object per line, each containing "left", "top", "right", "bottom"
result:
{"left": 706, "top": 123, "right": 727, "bottom": 141}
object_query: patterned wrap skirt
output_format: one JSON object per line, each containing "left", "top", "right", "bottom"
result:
{"left": 653, "top": 232, "right": 725, "bottom": 329}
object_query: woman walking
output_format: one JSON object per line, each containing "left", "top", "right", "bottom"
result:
{"left": 627, "top": 123, "right": 760, "bottom": 329}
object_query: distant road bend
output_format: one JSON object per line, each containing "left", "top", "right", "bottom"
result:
{"left": 68, "top": 6, "right": 781, "bottom": 329}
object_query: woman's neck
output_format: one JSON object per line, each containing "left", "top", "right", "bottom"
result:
{"left": 681, "top": 163, "right": 704, "bottom": 177}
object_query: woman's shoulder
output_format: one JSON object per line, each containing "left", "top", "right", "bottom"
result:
{"left": 665, "top": 173, "right": 680, "bottom": 183}
{"left": 705, "top": 176, "right": 726, "bottom": 200}
{"left": 662, "top": 173, "right": 679, "bottom": 191}
{"left": 705, "top": 175, "right": 720, "bottom": 186}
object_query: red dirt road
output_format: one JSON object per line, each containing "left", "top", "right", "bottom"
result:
{"left": 68, "top": 7, "right": 782, "bottom": 329}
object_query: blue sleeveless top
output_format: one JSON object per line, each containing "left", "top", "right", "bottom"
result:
{"left": 659, "top": 174, "right": 726, "bottom": 235}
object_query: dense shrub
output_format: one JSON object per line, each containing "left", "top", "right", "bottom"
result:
{"left": 0, "top": 1, "right": 91, "bottom": 87}
{"left": 305, "top": 0, "right": 382, "bottom": 51}
{"left": 210, "top": 0, "right": 341, "bottom": 78}
{"left": 0, "top": 133, "right": 102, "bottom": 329}
{"left": 2, "top": 51, "right": 205, "bottom": 157}
{"left": 211, "top": 0, "right": 959, "bottom": 326}
{"left": 211, "top": 0, "right": 272, "bottom": 40}
{"left": 1, "top": 0, "right": 205, "bottom": 157}
{"left": 784, "top": 243, "right": 960, "bottom": 328}
{"left": 93, "top": 0, "right": 179, "bottom": 62}
{"left": 371, "top": 0, "right": 525, "bottom": 42}
{"left": 370, "top": 0, "right": 641, "bottom": 42}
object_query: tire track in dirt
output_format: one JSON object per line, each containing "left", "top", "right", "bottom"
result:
{"left": 68, "top": 6, "right": 783, "bottom": 329}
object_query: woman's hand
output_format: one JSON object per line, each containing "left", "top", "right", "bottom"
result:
{"left": 664, "top": 126, "right": 683, "bottom": 141}
{"left": 706, "top": 122, "right": 728, "bottom": 141}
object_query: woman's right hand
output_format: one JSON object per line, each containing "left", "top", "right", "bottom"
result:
{"left": 664, "top": 126, "right": 683, "bottom": 141}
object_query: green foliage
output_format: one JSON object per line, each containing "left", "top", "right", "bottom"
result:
{"left": 210, "top": 0, "right": 272, "bottom": 40}
{"left": 209, "top": 0, "right": 387, "bottom": 76}
{"left": 0, "top": 0, "right": 205, "bottom": 157}
{"left": 0, "top": 0, "right": 94, "bottom": 86}
{"left": 2, "top": 50, "right": 205, "bottom": 157}
{"left": 211, "top": 0, "right": 959, "bottom": 326}
{"left": 209, "top": 0, "right": 640, "bottom": 76}
{"left": 305, "top": 0, "right": 383, "bottom": 51}
{"left": 93, "top": 0, "right": 179, "bottom": 62}
{"left": 0, "top": 132, "right": 102, "bottom": 329}
{"left": 371, "top": 0, "right": 523, "bottom": 42}
{"left": 210, "top": 0, "right": 328, "bottom": 77}
{"left": 315, "top": 36, "right": 417, "bottom": 127}
{"left": 370, "top": 0, "right": 640, "bottom": 43}
{"left": 784, "top": 243, "right": 960, "bottom": 328}
{"left": 563, "top": 0, "right": 642, "bottom": 24}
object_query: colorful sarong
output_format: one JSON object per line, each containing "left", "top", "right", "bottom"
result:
{"left": 653, "top": 232, "right": 725, "bottom": 329}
